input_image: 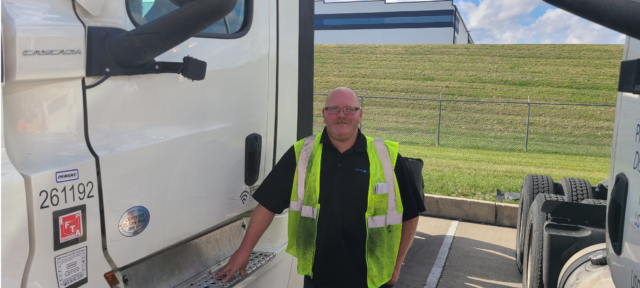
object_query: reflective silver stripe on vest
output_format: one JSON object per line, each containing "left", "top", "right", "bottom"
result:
{"left": 301, "top": 205, "right": 318, "bottom": 219}
{"left": 373, "top": 139, "right": 398, "bottom": 215}
{"left": 368, "top": 213, "right": 403, "bottom": 228}
{"left": 368, "top": 139, "right": 403, "bottom": 228}
{"left": 289, "top": 202, "right": 318, "bottom": 219}
{"left": 290, "top": 201, "right": 302, "bottom": 212}
{"left": 289, "top": 136, "right": 317, "bottom": 219}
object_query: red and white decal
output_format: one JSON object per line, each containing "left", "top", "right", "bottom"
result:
{"left": 59, "top": 211, "right": 83, "bottom": 243}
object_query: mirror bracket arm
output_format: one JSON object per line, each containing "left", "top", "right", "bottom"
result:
{"left": 86, "top": 27, "right": 207, "bottom": 81}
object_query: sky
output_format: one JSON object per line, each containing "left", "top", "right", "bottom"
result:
{"left": 323, "top": 0, "right": 627, "bottom": 44}
{"left": 453, "top": 0, "right": 625, "bottom": 44}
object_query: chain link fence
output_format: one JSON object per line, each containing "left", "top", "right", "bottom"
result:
{"left": 313, "top": 94, "right": 616, "bottom": 157}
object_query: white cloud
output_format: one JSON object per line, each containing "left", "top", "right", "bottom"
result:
{"left": 456, "top": 0, "right": 625, "bottom": 44}
{"left": 461, "top": 0, "right": 539, "bottom": 29}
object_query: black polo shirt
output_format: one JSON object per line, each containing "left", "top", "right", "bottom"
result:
{"left": 252, "top": 129, "right": 426, "bottom": 288}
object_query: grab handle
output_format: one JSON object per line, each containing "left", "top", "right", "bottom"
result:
{"left": 607, "top": 173, "right": 629, "bottom": 255}
{"left": 245, "top": 133, "right": 262, "bottom": 186}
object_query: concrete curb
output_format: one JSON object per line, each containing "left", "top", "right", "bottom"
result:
{"left": 421, "top": 194, "right": 518, "bottom": 227}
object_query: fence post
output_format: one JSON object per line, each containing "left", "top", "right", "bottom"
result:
{"left": 437, "top": 93, "right": 442, "bottom": 146}
{"left": 525, "top": 95, "right": 531, "bottom": 152}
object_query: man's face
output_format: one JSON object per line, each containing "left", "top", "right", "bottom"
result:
{"left": 323, "top": 89, "right": 362, "bottom": 142}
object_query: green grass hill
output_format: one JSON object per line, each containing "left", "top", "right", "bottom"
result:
{"left": 313, "top": 44, "right": 624, "bottom": 201}
{"left": 315, "top": 44, "right": 623, "bottom": 104}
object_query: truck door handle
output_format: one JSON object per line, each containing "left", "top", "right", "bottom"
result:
{"left": 245, "top": 133, "right": 262, "bottom": 186}
{"left": 607, "top": 173, "right": 628, "bottom": 255}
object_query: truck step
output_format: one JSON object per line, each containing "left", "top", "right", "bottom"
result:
{"left": 177, "top": 251, "right": 276, "bottom": 288}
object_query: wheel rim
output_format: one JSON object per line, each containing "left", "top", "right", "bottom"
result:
{"left": 526, "top": 244, "right": 533, "bottom": 287}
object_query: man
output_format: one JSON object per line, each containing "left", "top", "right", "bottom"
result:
{"left": 214, "top": 87, "right": 426, "bottom": 288}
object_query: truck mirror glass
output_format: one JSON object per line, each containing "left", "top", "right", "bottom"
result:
{"left": 128, "top": 0, "right": 246, "bottom": 36}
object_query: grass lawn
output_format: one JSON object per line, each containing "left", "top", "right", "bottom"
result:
{"left": 314, "top": 44, "right": 620, "bottom": 201}
{"left": 315, "top": 44, "right": 623, "bottom": 105}
{"left": 399, "top": 144, "right": 610, "bottom": 202}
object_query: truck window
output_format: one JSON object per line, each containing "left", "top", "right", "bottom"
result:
{"left": 127, "top": 0, "right": 247, "bottom": 36}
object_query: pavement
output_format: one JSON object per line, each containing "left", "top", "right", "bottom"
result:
{"left": 394, "top": 216, "right": 522, "bottom": 288}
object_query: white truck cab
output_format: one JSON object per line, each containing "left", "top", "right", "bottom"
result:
{"left": 1, "top": 0, "right": 314, "bottom": 287}
{"left": 607, "top": 35, "right": 640, "bottom": 288}
{"left": 515, "top": 1, "right": 640, "bottom": 287}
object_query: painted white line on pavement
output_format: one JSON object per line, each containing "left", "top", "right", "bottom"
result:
{"left": 424, "top": 220, "right": 459, "bottom": 288}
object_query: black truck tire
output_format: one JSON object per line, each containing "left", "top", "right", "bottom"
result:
{"left": 522, "top": 194, "right": 566, "bottom": 288}
{"left": 561, "top": 178, "right": 594, "bottom": 203}
{"left": 516, "top": 174, "right": 554, "bottom": 273}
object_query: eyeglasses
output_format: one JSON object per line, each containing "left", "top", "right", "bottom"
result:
{"left": 324, "top": 106, "right": 360, "bottom": 115}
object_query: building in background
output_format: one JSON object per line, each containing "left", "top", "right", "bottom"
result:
{"left": 315, "top": 0, "right": 473, "bottom": 44}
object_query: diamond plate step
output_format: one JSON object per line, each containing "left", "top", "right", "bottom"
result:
{"left": 175, "top": 251, "right": 276, "bottom": 288}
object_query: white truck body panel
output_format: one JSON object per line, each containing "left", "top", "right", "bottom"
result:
{"left": 274, "top": 0, "right": 300, "bottom": 163}
{"left": 2, "top": 0, "right": 303, "bottom": 286}
{"left": 85, "top": 0, "right": 272, "bottom": 265}
{"left": 608, "top": 36, "right": 640, "bottom": 288}
{"left": 2, "top": 77, "right": 114, "bottom": 287}
{"left": 75, "top": 0, "right": 104, "bottom": 16}
{"left": 74, "top": 0, "right": 135, "bottom": 31}
{"left": 1, "top": 0, "right": 85, "bottom": 82}
{"left": 1, "top": 150, "right": 30, "bottom": 287}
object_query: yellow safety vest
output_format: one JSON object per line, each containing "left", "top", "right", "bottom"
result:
{"left": 286, "top": 131, "right": 404, "bottom": 288}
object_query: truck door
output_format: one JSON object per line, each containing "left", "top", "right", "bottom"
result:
{"left": 76, "top": 0, "right": 273, "bottom": 267}
{"left": 607, "top": 36, "right": 640, "bottom": 288}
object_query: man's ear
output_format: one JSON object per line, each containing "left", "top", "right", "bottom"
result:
{"left": 322, "top": 108, "right": 326, "bottom": 123}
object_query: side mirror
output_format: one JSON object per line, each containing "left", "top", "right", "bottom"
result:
{"left": 86, "top": 0, "right": 237, "bottom": 80}
{"left": 618, "top": 59, "right": 640, "bottom": 94}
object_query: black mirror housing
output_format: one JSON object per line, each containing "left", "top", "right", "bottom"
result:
{"left": 619, "top": 59, "right": 640, "bottom": 94}
{"left": 107, "top": 0, "right": 236, "bottom": 69}
{"left": 181, "top": 56, "right": 207, "bottom": 81}
{"left": 86, "top": 0, "right": 236, "bottom": 81}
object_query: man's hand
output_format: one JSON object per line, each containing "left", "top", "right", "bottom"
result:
{"left": 212, "top": 204, "right": 276, "bottom": 283}
{"left": 213, "top": 250, "right": 251, "bottom": 282}
{"left": 385, "top": 267, "right": 401, "bottom": 285}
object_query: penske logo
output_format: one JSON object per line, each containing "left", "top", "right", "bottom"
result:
{"left": 56, "top": 169, "right": 79, "bottom": 183}
{"left": 23, "top": 49, "right": 81, "bottom": 56}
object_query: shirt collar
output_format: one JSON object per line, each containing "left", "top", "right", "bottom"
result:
{"left": 320, "top": 127, "right": 367, "bottom": 153}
